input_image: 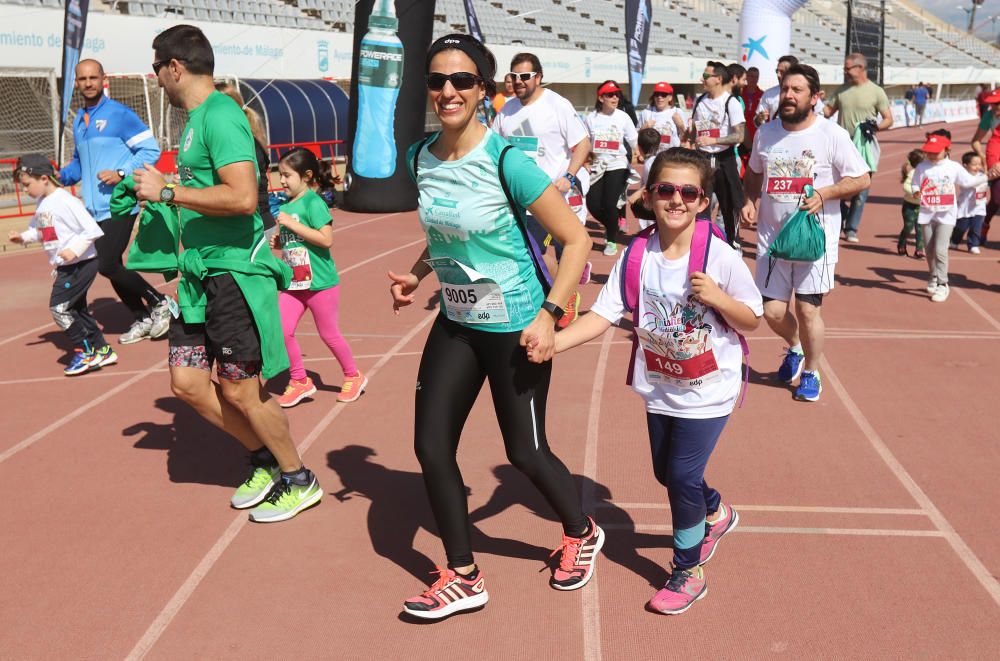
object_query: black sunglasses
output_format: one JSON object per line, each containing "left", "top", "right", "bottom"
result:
{"left": 647, "top": 182, "right": 703, "bottom": 203}
{"left": 426, "top": 72, "right": 483, "bottom": 91}
{"left": 152, "top": 58, "right": 186, "bottom": 75}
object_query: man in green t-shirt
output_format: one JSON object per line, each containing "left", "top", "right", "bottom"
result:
{"left": 133, "top": 25, "right": 321, "bottom": 523}
{"left": 824, "top": 52, "right": 893, "bottom": 243}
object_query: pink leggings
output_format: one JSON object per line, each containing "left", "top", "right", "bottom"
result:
{"left": 279, "top": 286, "right": 357, "bottom": 381}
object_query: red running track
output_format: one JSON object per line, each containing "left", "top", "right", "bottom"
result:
{"left": 0, "top": 120, "right": 998, "bottom": 660}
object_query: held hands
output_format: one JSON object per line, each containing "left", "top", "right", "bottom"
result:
{"left": 133, "top": 164, "right": 167, "bottom": 203}
{"left": 388, "top": 270, "right": 420, "bottom": 315}
{"left": 553, "top": 176, "right": 571, "bottom": 194}
{"left": 520, "top": 310, "right": 556, "bottom": 364}
{"left": 690, "top": 272, "right": 725, "bottom": 309}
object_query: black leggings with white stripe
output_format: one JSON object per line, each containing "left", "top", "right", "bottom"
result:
{"left": 414, "top": 315, "right": 588, "bottom": 568}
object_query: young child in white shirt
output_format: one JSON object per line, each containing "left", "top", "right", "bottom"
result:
{"left": 546, "top": 147, "right": 762, "bottom": 615}
{"left": 910, "top": 134, "right": 988, "bottom": 302}
{"left": 950, "top": 151, "right": 990, "bottom": 254}
{"left": 7, "top": 154, "right": 115, "bottom": 375}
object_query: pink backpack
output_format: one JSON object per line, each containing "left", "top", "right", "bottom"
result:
{"left": 620, "top": 219, "right": 750, "bottom": 404}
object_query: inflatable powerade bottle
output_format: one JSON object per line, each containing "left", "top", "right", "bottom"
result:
{"left": 353, "top": 0, "right": 403, "bottom": 179}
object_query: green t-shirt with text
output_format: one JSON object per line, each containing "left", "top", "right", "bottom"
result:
{"left": 279, "top": 189, "right": 339, "bottom": 291}
{"left": 176, "top": 91, "right": 263, "bottom": 264}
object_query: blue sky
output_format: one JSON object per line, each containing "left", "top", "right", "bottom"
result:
{"left": 916, "top": 0, "right": 1000, "bottom": 40}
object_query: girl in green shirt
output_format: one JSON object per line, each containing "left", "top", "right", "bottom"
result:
{"left": 271, "top": 147, "right": 365, "bottom": 407}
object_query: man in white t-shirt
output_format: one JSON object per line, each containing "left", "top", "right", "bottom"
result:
{"left": 741, "top": 64, "right": 870, "bottom": 403}
{"left": 690, "top": 61, "right": 745, "bottom": 247}
{"left": 493, "top": 51, "right": 592, "bottom": 323}
{"left": 755, "top": 54, "right": 798, "bottom": 126}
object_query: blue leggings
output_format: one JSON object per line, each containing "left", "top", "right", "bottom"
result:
{"left": 647, "top": 412, "right": 729, "bottom": 569}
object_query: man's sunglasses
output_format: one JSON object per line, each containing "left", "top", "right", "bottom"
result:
{"left": 426, "top": 72, "right": 483, "bottom": 91}
{"left": 507, "top": 71, "right": 539, "bottom": 82}
{"left": 152, "top": 58, "right": 185, "bottom": 75}
{"left": 647, "top": 182, "right": 703, "bottom": 203}
{"left": 702, "top": 72, "right": 719, "bottom": 80}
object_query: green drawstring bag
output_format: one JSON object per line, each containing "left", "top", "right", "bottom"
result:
{"left": 766, "top": 185, "right": 826, "bottom": 287}
{"left": 852, "top": 127, "right": 877, "bottom": 172}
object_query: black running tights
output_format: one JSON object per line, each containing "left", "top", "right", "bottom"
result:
{"left": 586, "top": 168, "right": 629, "bottom": 246}
{"left": 414, "top": 315, "right": 588, "bottom": 568}
{"left": 95, "top": 214, "right": 163, "bottom": 320}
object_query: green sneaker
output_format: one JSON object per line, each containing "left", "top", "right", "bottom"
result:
{"left": 231, "top": 464, "right": 280, "bottom": 509}
{"left": 248, "top": 471, "right": 322, "bottom": 523}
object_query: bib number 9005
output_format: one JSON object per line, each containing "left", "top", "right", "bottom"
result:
{"left": 443, "top": 285, "right": 478, "bottom": 305}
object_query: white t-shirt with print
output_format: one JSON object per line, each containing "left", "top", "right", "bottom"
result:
{"left": 692, "top": 93, "right": 745, "bottom": 155}
{"left": 957, "top": 173, "right": 989, "bottom": 218}
{"left": 20, "top": 187, "right": 103, "bottom": 266}
{"left": 493, "top": 88, "right": 591, "bottom": 221}
{"left": 590, "top": 233, "right": 763, "bottom": 418}
{"left": 749, "top": 115, "right": 869, "bottom": 264}
{"left": 759, "top": 85, "right": 781, "bottom": 120}
{"left": 493, "top": 88, "right": 589, "bottom": 181}
{"left": 638, "top": 106, "right": 686, "bottom": 150}
{"left": 911, "top": 159, "right": 988, "bottom": 226}
{"left": 585, "top": 108, "right": 638, "bottom": 171}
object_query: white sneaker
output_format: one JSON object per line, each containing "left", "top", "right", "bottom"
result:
{"left": 970, "top": 246, "right": 981, "bottom": 255}
{"left": 149, "top": 298, "right": 172, "bottom": 339}
{"left": 603, "top": 242, "right": 618, "bottom": 256}
{"left": 926, "top": 277, "right": 938, "bottom": 294}
{"left": 931, "top": 284, "right": 950, "bottom": 302}
{"left": 949, "top": 242, "right": 958, "bottom": 249}
{"left": 119, "top": 317, "right": 153, "bottom": 344}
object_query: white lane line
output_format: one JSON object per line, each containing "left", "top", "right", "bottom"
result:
{"left": 124, "top": 310, "right": 437, "bottom": 661}
{"left": 597, "top": 503, "right": 927, "bottom": 515}
{"left": 331, "top": 212, "right": 401, "bottom": 234}
{"left": 0, "top": 351, "right": 424, "bottom": 386}
{"left": 953, "top": 287, "right": 1000, "bottom": 332}
{"left": 338, "top": 238, "right": 424, "bottom": 276}
{"left": 582, "top": 328, "right": 613, "bottom": 661}
{"left": 0, "top": 358, "right": 166, "bottom": 465}
{"left": 603, "top": 523, "right": 946, "bottom": 538}
{"left": 821, "top": 356, "right": 1000, "bottom": 607}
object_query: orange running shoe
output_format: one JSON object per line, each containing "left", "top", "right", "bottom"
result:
{"left": 277, "top": 377, "right": 317, "bottom": 408}
{"left": 550, "top": 516, "right": 605, "bottom": 590}
{"left": 557, "top": 292, "right": 581, "bottom": 330}
{"left": 337, "top": 370, "right": 368, "bottom": 403}
{"left": 402, "top": 566, "right": 489, "bottom": 620}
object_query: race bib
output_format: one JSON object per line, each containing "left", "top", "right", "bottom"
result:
{"left": 921, "top": 193, "right": 955, "bottom": 209}
{"left": 636, "top": 326, "right": 722, "bottom": 389}
{"left": 767, "top": 177, "right": 811, "bottom": 196}
{"left": 39, "top": 225, "right": 59, "bottom": 250}
{"left": 976, "top": 190, "right": 988, "bottom": 200}
{"left": 425, "top": 257, "right": 510, "bottom": 325}
{"left": 508, "top": 135, "right": 539, "bottom": 161}
{"left": 283, "top": 245, "right": 313, "bottom": 291}
{"left": 594, "top": 139, "right": 621, "bottom": 153}
{"left": 697, "top": 128, "right": 721, "bottom": 139}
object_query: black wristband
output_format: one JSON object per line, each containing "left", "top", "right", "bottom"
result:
{"left": 564, "top": 172, "right": 580, "bottom": 189}
{"left": 541, "top": 300, "right": 565, "bottom": 321}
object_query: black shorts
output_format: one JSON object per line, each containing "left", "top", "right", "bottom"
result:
{"left": 168, "top": 273, "right": 262, "bottom": 379}
{"left": 762, "top": 293, "right": 824, "bottom": 307}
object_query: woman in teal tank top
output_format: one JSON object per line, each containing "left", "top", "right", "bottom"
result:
{"left": 388, "top": 34, "right": 604, "bottom": 621}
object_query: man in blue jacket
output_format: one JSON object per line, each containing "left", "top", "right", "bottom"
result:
{"left": 60, "top": 58, "right": 170, "bottom": 344}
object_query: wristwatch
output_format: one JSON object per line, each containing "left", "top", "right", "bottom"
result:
{"left": 159, "top": 183, "right": 176, "bottom": 204}
{"left": 116, "top": 168, "right": 126, "bottom": 179}
{"left": 541, "top": 300, "right": 565, "bottom": 321}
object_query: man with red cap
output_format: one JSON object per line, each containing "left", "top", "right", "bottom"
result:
{"left": 638, "top": 82, "right": 687, "bottom": 152}
{"left": 910, "top": 131, "right": 989, "bottom": 302}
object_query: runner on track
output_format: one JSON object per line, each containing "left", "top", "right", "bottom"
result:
{"left": 133, "top": 25, "right": 321, "bottom": 523}
{"left": 388, "top": 33, "right": 603, "bottom": 620}
{"left": 638, "top": 82, "right": 687, "bottom": 152}
{"left": 552, "top": 147, "right": 763, "bottom": 615}
{"left": 741, "top": 64, "right": 871, "bottom": 402}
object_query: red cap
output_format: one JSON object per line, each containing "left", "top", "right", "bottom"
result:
{"left": 921, "top": 134, "right": 951, "bottom": 154}
{"left": 982, "top": 89, "right": 1000, "bottom": 104}
{"left": 653, "top": 82, "right": 674, "bottom": 94}
{"left": 597, "top": 81, "right": 622, "bottom": 97}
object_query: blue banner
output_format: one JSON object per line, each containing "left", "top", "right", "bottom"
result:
{"left": 625, "top": 0, "right": 652, "bottom": 107}
{"left": 59, "top": 0, "right": 89, "bottom": 163}
{"left": 463, "top": 0, "right": 484, "bottom": 43}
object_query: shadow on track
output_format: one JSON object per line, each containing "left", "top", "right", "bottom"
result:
{"left": 124, "top": 396, "right": 247, "bottom": 487}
